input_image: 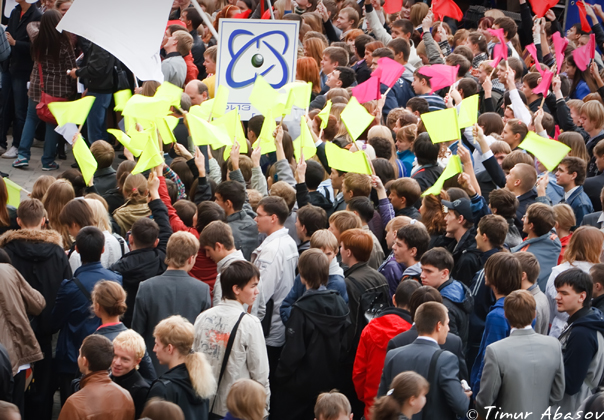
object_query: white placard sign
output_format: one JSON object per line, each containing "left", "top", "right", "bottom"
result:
{"left": 216, "top": 19, "right": 300, "bottom": 120}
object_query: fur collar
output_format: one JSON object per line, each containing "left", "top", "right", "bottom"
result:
{"left": 0, "top": 228, "right": 63, "bottom": 248}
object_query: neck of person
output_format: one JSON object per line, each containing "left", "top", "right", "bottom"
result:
{"left": 266, "top": 224, "right": 284, "bottom": 236}
{"left": 417, "top": 331, "right": 440, "bottom": 342}
{"left": 405, "top": 257, "right": 419, "bottom": 267}
{"left": 528, "top": 93, "right": 540, "bottom": 104}
{"left": 165, "top": 46, "right": 178, "bottom": 55}
{"left": 82, "top": 259, "right": 101, "bottom": 266}
{"left": 521, "top": 279, "right": 534, "bottom": 290}
{"left": 526, "top": 229, "right": 540, "bottom": 240}
{"left": 225, "top": 207, "right": 237, "bottom": 217}
{"left": 588, "top": 126, "right": 604, "bottom": 139}
{"left": 167, "top": 263, "right": 189, "bottom": 272}
{"left": 566, "top": 305, "right": 584, "bottom": 319}
{"left": 453, "top": 226, "right": 467, "bottom": 243}
{"left": 509, "top": 138, "right": 521, "bottom": 150}
{"left": 346, "top": 256, "right": 361, "bottom": 268}
{"left": 20, "top": 2, "right": 31, "bottom": 12}
{"left": 563, "top": 182, "right": 577, "bottom": 193}
{"left": 492, "top": 289, "right": 506, "bottom": 301}
{"left": 168, "top": 353, "right": 188, "bottom": 370}
{"left": 101, "top": 314, "right": 120, "bottom": 326}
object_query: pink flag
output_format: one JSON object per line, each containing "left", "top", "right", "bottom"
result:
{"left": 532, "top": 70, "right": 554, "bottom": 95}
{"left": 552, "top": 32, "right": 569, "bottom": 74}
{"left": 487, "top": 27, "right": 506, "bottom": 44}
{"left": 554, "top": 125, "right": 560, "bottom": 140}
{"left": 383, "top": 0, "right": 403, "bottom": 14}
{"left": 418, "top": 64, "right": 459, "bottom": 93}
{"left": 573, "top": 33, "right": 596, "bottom": 71}
{"left": 526, "top": 44, "right": 544, "bottom": 75}
{"left": 351, "top": 76, "right": 381, "bottom": 104}
{"left": 491, "top": 42, "right": 508, "bottom": 69}
{"left": 375, "top": 57, "right": 405, "bottom": 88}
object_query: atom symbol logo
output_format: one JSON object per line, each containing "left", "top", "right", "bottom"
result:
{"left": 225, "top": 29, "right": 290, "bottom": 89}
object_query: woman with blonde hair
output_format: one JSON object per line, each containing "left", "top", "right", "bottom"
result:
{"left": 558, "top": 132, "right": 589, "bottom": 163}
{"left": 545, "top": 226, "right": 604, "bottom": 338}
{"left": 42, "top": 179, "right": 75, "bottom": 249}
{"left": 113, "top": 173, "right": 151, "bottom": 236}
{"left": 224, "top": 379, "right": 267, "bottom": 420}
{"left": 30, "top": 175, "right": 55, "bottom": 201}
{"left": 410, "top": 2, "right": 429, "bottom": 28}
{"left": 148, "top": 315, "right": 217, "bottom": 420}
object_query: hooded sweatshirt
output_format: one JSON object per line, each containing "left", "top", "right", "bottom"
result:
{"left": 438, "top": 279, "right": 474, "bottom": 347}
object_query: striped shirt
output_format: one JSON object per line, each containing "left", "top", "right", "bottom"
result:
{"left": 418, "top": 93, "right": 446, "bottom": 112}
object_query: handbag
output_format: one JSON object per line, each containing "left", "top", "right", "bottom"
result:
{"left": 113, "top": 60, "right": 129, "bottom": 92}
{"left": 36, "top": 63, "right": 66, "bottom": 124}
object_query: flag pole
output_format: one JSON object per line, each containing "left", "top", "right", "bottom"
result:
{"left": 190, "top": 0, "right": 219, "bottom": 40}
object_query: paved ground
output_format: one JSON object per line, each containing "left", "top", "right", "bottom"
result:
{"left": 0, "top": 137, "right": 78, "bottom": 198}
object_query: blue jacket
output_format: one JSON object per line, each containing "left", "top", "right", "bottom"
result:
{"left": 564, "top": 186, "right": 594, "bottom": 226}
{"left": 52, "top": 262, "right": 122, "bottom": 374}
{"left": 512, "top": 230, "right": 562, "bottom": 292}
{"left": 280, "top": 273, "right": 348, "bottom": 324}
{"left": 397, "top": 150, "right": 415, "bottom": 177}
{"left": 379, "top": 252, "right": 406, "bottom": 298}
{"left": 470, "top": 297, "right": 509, "bottom": 395}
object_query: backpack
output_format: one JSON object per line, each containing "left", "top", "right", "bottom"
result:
{"left": 348, "top": 276, "right": 391, "bottom": 333}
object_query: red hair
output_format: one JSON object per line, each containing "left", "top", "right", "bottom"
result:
{"left": 296, "top": 57, "right": 321, "bottom": 93}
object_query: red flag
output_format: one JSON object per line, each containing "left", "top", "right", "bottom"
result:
{"left": 351, "top": 76, "right": 382, "bottom": 104}
{"left": 555, "top": 125, "right": 560, "bottom": 140}
{"left": 552, "top": 32, "right": 568, "bottom": 74}
{"left": 526, "top": 43, "right": 544, "bottom": 75}
{"left": 573, "top": 33, "right": 596, "bottom": 71}
{"left": 417, "top": 64, "right": 459, "bottom": 93}
{"left": 577, "top": 1, "right": 592, "bottom": 33}
{"left": 532, "top": 70, "right": 554, "bottom": 95}
{"left": 432, "top": 0, "right": 463, "bottom": 22}
{"left": 528, "top": 0, "right": 559, "bottom": 18}
{"left": 375, "top": 57, "right": 405, "bottom": 88}
{"left": 383, "top": 0, "right": 403, "bottom": 14}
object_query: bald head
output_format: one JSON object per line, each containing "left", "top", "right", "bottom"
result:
{"left": 185, "top": 80, "right": 208, "bottom": 105}
{"left": 507, "top": 163, "right": 537, "bottom": 195}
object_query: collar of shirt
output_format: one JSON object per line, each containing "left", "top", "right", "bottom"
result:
{"left": 564, "top": 186, "right": 579, "bottom": 201}
{"left": 416, "top": 336, "right": 438, "bottom": 345}
{"left": 598, "top": 212, "right": 604, "bottom": 224}
{"left": 165, "top": 51, "right": 181, "bottom": 59}
{"left": 510, "top": 325, "right": 532, "bottom": 334}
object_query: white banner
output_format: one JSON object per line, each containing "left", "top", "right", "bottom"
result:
{"left": 216, "top": 19, "right": 300, "bottom": 120}
{"left": 56, "top": 0, "right": 173, "bottom": 82}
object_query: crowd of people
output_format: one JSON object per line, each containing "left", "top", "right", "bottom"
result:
{"left": 3, "top": 0, "right": 604, "bottom": 419}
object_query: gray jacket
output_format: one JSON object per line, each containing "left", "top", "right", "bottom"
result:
{"left": 379, "top": 338, "right": 470, "bottom": 420}
{"left": 132, "top": 270, "right": 211, "bottom": 375}
{"left": 227, "top": 210, "right": 258, "bottom": 261}
{"left": 476, "top": 329, "right": 565, "bottom": 419}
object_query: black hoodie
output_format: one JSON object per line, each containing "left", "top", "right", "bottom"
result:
{"left": 147, "top": 364, "right": 210, "bottom": 420}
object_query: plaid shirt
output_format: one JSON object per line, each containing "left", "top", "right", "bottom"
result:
{"left": 472, "top": 52, "right": 488, "bottom": 68}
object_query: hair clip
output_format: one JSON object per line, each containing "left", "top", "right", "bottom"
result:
{"left": 132, "top": 187, "right": 138, "bottom": 192}
{"left": 387, "top": 389, "right": 394, "bottom": 396}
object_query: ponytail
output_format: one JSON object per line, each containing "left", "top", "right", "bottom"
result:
{"left": 371, "top": 371, "right": 430, "bottom": 420}
{"left": 185, "top": 351, "right": 217, "bottom": 399}
{"left": 371, "top": 395, "right": 403, "bottom": 420}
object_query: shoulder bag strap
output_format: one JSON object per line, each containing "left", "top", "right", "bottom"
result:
{"left": 210, "top": 312, "right": 246, "bottom": 413}
{"left": 422, "top": 349, "right": 444, "bottom": 420}
{"left": 72, "top": 277, "right": 91, "bottom": 302}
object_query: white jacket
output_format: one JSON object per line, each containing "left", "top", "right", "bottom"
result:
{"left": 69, "top": 230, "right": 128, "bottom": 273}
{"left": 193, "top": 300, "right": 270, "bottom": 417}
{"left": 251, "top": 227, "right": 299, "bottom": 347}
{"left": 212, "top": 250, "right": 246, "bottom": 307}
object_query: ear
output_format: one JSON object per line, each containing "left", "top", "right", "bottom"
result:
{"left": 154, "top": 238, "right": 160, "bottom": 248}
{"left": 392, "top": 295, "right": 397, "bottom": 306}
{"left": 16, "top": 217, "right": 22, "bottom": 228}
{"left": 101, "top": 246, "right": 105, "bottom": 255}
{"left": 75, "top": 244, "right": 79, "bottom": 254}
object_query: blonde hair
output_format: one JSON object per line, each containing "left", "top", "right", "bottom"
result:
{"left": 226, "top": 379, "right": 266, "bottom": 420}
{"left": 563, "top": 226, "right": 604, "bottom": 265}
{"left": 92, "top": 280, "right": 127, "bottom": 317}
{"left": 165, "top": 231, "right": 200, "bottom": 268}
{"left": 85, "top": 198, "right": 112, "bottom": 233}
{"left": 368, "top": 125, "right": 391, "bottom": 140}
{"left": 31, "top": 175, "right": 56, "bottom": 200}
{"left": 554, "top": 203, "right": 576, "bottom": 232}
{"left": 153, "top": 316, "right": 216, "bottom": 398}
{"left": 310, "top": 229, "right": 339, "bottom": 252}
{"left": 122, "top": 173, "right": 149, "bottom": 204}
{"left": 397, "top": 124, "right": 417, "bottom": 144}
{"left": 386, "top": 216, "right": 413, "bottom": 233}
{"left": 314, "top": 391, "right": 351, "bottom": 420}
{"left": 113, "top": 330, "right": 146, "bottom": 362}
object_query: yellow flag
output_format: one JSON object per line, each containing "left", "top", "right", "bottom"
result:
{"left": 132, "top": 139, "right": 163, "bottom": 175}
{"left": 122, "top": 95, "right": 171, "bottom": 120}
{"left": 318, "top": 100, "right": 332, "bottom": 129}
{"left": 165, "top": 115, "right": 179, "bottom": 131}
{"left": 114, "top": 90, "right": 132, "bottom": 112}
{"left": 285, "top": 81, "right": 313, "bottom": 110}
{"left": 325, "top": 141, "right": 372, "bottom": 175}
{"left": 3, "top": 178, "right": 22, "bottom": 208}
{"left": 129, "top": 128, "right": 154, "bottom": 151}
{"left": 189, "top": 99, "right": 214, "bottom": 121}
{"left": 422, "top": 155, "right": 463, "bottom": 196}
{"left": 340, "top": 97, "right": 375, "bottom": 141}
{"left": 48, "top": 96, "right": 96, "bottom": 127}
{"left": 293, "top": 119, "right": 317, "bottom": 161}
{"left": 187, "top": 113, "right": 232, "bottom": 148}
{"left": 154, "top": 82, "right": 183, "bottom": 107}
{"left": 252, "top": 111, "right": 277, "bottom": 154}
{"left": 214, "top": 110, "right": 249, "bottom": 159}
{"left": 72, "top": 136, "right": 98, "bottom": 186}
{"left": 156, "top": 117, "right": 177, "bottom": 144}
{"left": 272, "top": 89, "right": 291, "bottom": 118}
{"left": 421, "top": 108, "right": 460, "bottom": 143}
{"left": 212, "top": 85, "right": 229, "bottom": 118}
{"left": 519, "top": 132, "right": 571, "bottom": 172}
{"left": 249, "top": 75, "right": 278, "bottom": 115}
{"left": 457, "top": 95, "right": 479, "bottom": 129}
{"left": 107, "top": 129, "right": 142, "bottom": 157}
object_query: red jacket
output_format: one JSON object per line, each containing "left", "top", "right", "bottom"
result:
{"left": 558, "top": 233, "right": 572, "bottom": 264}
{"left": 353, "top": 308, "right": 413, "bottom": 420}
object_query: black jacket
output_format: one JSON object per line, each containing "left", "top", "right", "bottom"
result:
{"left": 583, "top": 172, "right": 604, "bottom": 212}
{"left": 396, "top": 206, "right": 421, "bottom": 220}
{"left": 593, "top": 295, "right": 604, "bottom": 315}
{"left": 96, "top": 323, "right": 156, "bottom": 382}
{"left": 448, "top": 228, "right": 482, "bottom": 287}
{"left": 75, "top": 42, "right": 116, "bottom": 93}
{"left": 5, "top": 4, "right": 41, "bottom": 76}
{"left": 93, "top": 167, "right": 117, "bottom": 196}
{"left": 353, "top": 60, "right": 372, "bottom": 84}
{"left": 0, "top": 229, "right": 71, "bottom": 341}
{"left": 412, "top": 164, "right": 443, "bottom": 193}
{"left": 147, "top": 364, "right": 210, "bottom": 420}
{"left": 387, "top": 325, "right": 469, "bottom": 381}
{"left": 296, "top": 182, "right": 333, "bottom": 211}
{"left": 190, "top": 30, "right": 206, "bottom": 80}
{"left": 103, "top": 188, "right": 126, "bottom": 215}
{"left": 438, "top": 278, "right": 474, "bottom": 348}
{"left": 111, "top": 368, "right": 150, "bottom": 419}
{"left": 109, "top": 199, "right": 172, "bottom": 327}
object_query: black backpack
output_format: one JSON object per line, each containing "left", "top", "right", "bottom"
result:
{"left": 348, "top": 276, "right": 391, "bottom": 334}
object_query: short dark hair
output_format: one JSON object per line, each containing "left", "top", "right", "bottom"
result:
{"left": 415, "top": 301, "right": 448, "bottom": 335}
{"left": 477, "top": 215, "right": 508, "bottom": 248}
{"left": 388, "top": 38, "right": 410, "bottom": 62}
{"left": 259, "top": 196, "right": 289, "bottom": 225}
{"left": 174, "top": 200, "right": 197, "bottom": 228}
{"left": 457, "top": 78, "right": 478, "bottom": 98}
{"left": 591, "top": 264, "right": 604, "bottom": 289}
{"left": 298, "top": 248, "right": 329, "bottom": 289}
{"left": 494, "top": 16, "right": 518, "bottom": 40}
{"left": 554, "top": 268, "right": 593, "bottom": 307}
{"left": 372, "top": 47, "right": 395, "bottom": 60}
{"left": 420, "top": 247, "right": 454, "bottom": 273}
{"left": 199, "top": 220, "right": 235, "bottom": 250}
{"left": 182, "top": 7, "right": 202, "bottom": 29}
{"left": 76, "top": 226, "right": 105, "bottom": 264}
{"left": 394, "top": 280, "right": 421, "bottom": 309}
{"left": 514, "top": 252, "right": 540, "bottom": 284}
{"left": 17, "top": 198, "right": 45, "bottom": 227}
{"left": 305, "top": 160, "right": 326, "bottom": 190}
{"left": 390, "top": 178, "right": 421, "bottom": 207}
{"left": 368, "top": 137, "right": 393, "bottom": 160}
{"left": 81, "top": 334, "right": 114, "bottom": 372}
{"left": 485, "top": 253, "right": 522, "bottom": 295}
{"left": 59, "top": 198, "right": 95, "bottom": 229}
{"left": 525, "top": 203, "right": 556, "bottom": 237}
{"left": 195, "top": 201, "right": 226, "bottom": 233}
{"left": 131, "top": 217, "right": 159, "bottom": 248}
{"left": 413, "top": 133, "right": 440, "bottom": 165}
{"left": 406, "top": 97, "right": 429, "bottom": 115}
{"left": 221, "top": 260, "right": 260, "bottom": 301}
{"left": 489, "top": 189, "right": 519, "bottom": 219}
{"left": 560, "top": 156, "right": 587, "bottom": 186}
{"left": 324, "top": 46, "right": 349, "bottom": 67}
{"left": 397, "top": 224, "right": 430, "bottom": 260}
{"left": 354, "top": 34, "right": 373, "bottom": 57}
{"left": 346, "top": 196, "right": 374, "bottom": 223}
{"left": 408, "top": 285, "right": 442, "bottom": 320}
{"left": 445, "top": 53, "right": 471, "bottom": 78}
{"left": 248, "top": 115, "right": 265, "bottom": 138}
{"left": 504, "top": 290, "right": 537, "bottom": 329}
{"left": 297, "top": 204, "right": 328, "bottom": 237}
{"left": 335, "top": 66, "right": 356, "bottom": 88}
{"left": 216, "top": 180, "right": 246, "bottom": 211}
{"left": 392, "top": 18, "right": 413, "bottom": 35}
